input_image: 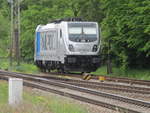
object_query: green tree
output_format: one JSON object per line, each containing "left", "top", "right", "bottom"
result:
{"left": 21, "top": 5, "right": 54, "bottom": 60}
{"left": 20, "top": 0, "right": 103, "bottom": 60}
{"left": 101, "top": 0, "right": 150, "bottom": 68}
{"left": 0, "top": 0, "right": 10, "bottom": 57}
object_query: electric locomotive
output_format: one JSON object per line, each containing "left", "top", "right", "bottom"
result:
{"left": 34, "top": 18, "right": 101, "bottom": 73}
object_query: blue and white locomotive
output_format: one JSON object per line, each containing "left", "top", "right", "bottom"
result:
{"left": 34, "top": 18, "right": 101, "bottom": 73}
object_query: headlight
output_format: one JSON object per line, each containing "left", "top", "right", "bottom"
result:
{"left": 69, "top": 44, "right": 74, "bottom": 52}
{"left": 92, "top": 45, "right": 98, "bottom": 52}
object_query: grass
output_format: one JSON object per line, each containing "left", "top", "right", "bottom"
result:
{"left": 0, "top": 58, "right": 39, "bottom": 74}
{"left": 0, "top": 59, "right": 9, "bottom": 71}
{"left": 49, "top": 98, "right": 87, "bottom": 113}
{"left": 24, "top": 90, "right": 87, "bottom": 113}
{"left": 0, "top": 81, "right": 8, "bottom": 105}
{"left": 92, "top": 66, "right": 150, "bottom": 80}
{"left": 0, "top": 58, "right": 149, "bottom": 80}
{"left": 13, "top": 63, "right": 39, "bottom": 74}
{"left": 0, "top": 81, "right": 88, "bottom": 113}
{"left": 92, "top": 66, "right": 107, "bottom": 75}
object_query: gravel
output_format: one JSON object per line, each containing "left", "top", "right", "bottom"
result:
{"left": 30, "top": 87, "right": 117, "bottom": 113}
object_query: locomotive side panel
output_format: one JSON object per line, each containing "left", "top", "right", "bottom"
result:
{"left": 40, "top": 29, "right": 58, "bottom": 61}
{"left": 35, "top": 32, "right": 41, "bottom": 60}
{"left": 35, "top": 29, "right": 61, "bottom": 61}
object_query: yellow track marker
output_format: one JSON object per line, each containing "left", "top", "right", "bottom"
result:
{"left": 86, "top": 75, "right": 92, "bottom": 80}
{"left": 83, "top": 73, "right": 92, "bottom": 80}
{"left": 64, "top": 76, "right": 71, "bottom": 79}
{"left": 99, "top": 76, "right": 105, "bottom": 82}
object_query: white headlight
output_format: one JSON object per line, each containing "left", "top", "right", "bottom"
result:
{"left": 69, "top": 44, "right": 74, "bottom": 52}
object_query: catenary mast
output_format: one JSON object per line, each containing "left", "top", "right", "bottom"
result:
{"left": 8, "top": 0, "right": 20, "bottom": 68}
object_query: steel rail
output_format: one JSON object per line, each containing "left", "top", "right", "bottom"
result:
{"left": 0, "top": 76, "right": 143, "bottom": 113}
{"left": 0, "top": 71, "right": 150, "bottom": 108}
{"left": 103, "top": 76, "right": 150, "bottom": 86}
{"left": 41, "top": 76, "right": 150, "bottom": 93}
{"left": 41, "top": 71, "right": 150, "bottom": 86}
{"left": 24, "top": 81, "right": 141, "bottom": 113}
{"left": 46, "top": 72, "right": 150, "bottom": 86}
{"left": 1, "top": 70, "right": 150, "bottom": 94}
{"left": 59, "top": 81, "right": 150, "bottom": 94}
{"left": 2, "top": 70, "right": 150, "bottom": 86}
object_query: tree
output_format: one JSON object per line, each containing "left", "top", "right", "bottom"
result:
{"left": 20, "top": 0, "right": 104, "bottom": 60}
{"left": 101, "top": 0, "right": 150, "bottom": 68}
{"left": 0, "top": 0, "right": 10, "bottom": 57}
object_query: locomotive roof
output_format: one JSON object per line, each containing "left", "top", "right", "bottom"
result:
{"left": 36, "top": 21, "right": 98, "bottom": 32}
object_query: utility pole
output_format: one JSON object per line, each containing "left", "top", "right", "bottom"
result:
{"left": 107, "top": 39, "right": 112, "bottom": 74}
{"left": 8, "top": 0, "right": 21, "bottom": 67}
{"left": 8, "top": 0, "right": 14, "bottom": 69}
{"left": 14, "top": 0, "right": 20, "bottom": 66}
{"left": 17, "top": 0, "right": 20, "bottom": 65}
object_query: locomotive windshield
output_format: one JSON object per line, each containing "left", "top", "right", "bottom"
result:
{"left": 68, "top": 23, "right": 98, "bottom": 42}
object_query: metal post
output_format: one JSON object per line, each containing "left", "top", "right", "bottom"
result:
{"left": 14, "top": 0, "right": 20, "bottom": 66}
{"left": 9, "top": 0, "right": 14, "bottom": 69}
{"left": 9, "top": 0, "right": 20, "bottom": 66}
{"left": 107, "top": 39, "right": 112, "bottom": 74}
{"left": 17, "top": 0, "right": 20, "bottom": 65}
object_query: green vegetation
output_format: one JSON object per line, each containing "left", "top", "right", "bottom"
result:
{"left": 0, "top": 0, "right": 10, "bottom": 57}
{"left": 101, "top": 0, "right": 150, "bottom": 69}
{"left": 93, "top": 66, "right": 150, "bottom": 80}
{"left": 0, "top": 81, "right": 8, "bottom": 105}
{"left": 0, "top": 58, "right": 149, "bottom": 80}
{"left": 0, "top": 0, "right": 149, "bottom": 78}
{"left": 0, "top": 81, "right": 87, "bottom": 113}
{"left": 25, "top": 93, "right": 87, "bottom": 113}
{"left": 13, "top": 63, "right": 39, "bottom": 74}
{"left": 0, "top": 59, "right": 9, "bottom": 70}
{"left": 0, "top": 59, "right": 39, "bottom": 74}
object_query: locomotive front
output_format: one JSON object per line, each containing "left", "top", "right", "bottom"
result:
{"left": 64, "top": 22, "right": 101, "bottom": 72}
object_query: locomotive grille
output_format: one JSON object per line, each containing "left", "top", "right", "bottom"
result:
{"left": 75, "top": 44, "right": 92, "bottom": 52}
{"left": 77, "top": 48, "right": 90, "bottom": 52}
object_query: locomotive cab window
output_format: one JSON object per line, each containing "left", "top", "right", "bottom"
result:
{"left": 68, "top": 23, "right": 98, "bottom": 42}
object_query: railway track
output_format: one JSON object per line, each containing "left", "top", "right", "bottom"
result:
{"left": 0, "top": 70, "right": 150, "bottom": 94}
{"left": 40, "top": 75, "right": 150, "bottom": 94}
{"left": 56, "top": 80, "right": 150, "bottom": 94}
{"left": 0, "top": 70, "right": 150, "bottom": 113}
{"left": 45, "top": 72, "right": 150, "bottom": 86}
